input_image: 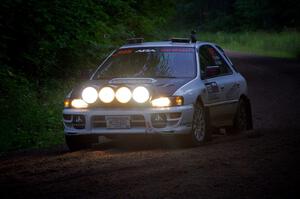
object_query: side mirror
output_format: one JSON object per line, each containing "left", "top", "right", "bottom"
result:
{"left": 205, "top": 65, "right": 220, "bottom": 78}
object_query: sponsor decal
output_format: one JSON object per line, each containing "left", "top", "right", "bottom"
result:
{"left": 160, "top": 48, "right": 194, "bottom": 52}
{"left": 205, "top": 82, "right": 220, "bottom": 100}
{"left": 109, "top": 78, "right": 156, "bottom": 84}
{"left": 135, "top": 49, "right": 156, "bottom": 53}
{"left": 112, "top": 49, "right": 133, "bottom": 57}
{"left": 225, "top": 84, "right": 240, "bottom": 99}
{"left": 207, "top": 93, "right": 220, "bottom": 101}
{"left": 205, "top": 82, "right": 219, "bottom": 93}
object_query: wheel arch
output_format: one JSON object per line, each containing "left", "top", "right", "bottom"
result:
{"left": 239, "top": 94, "right": 253, "bottom": 129}
{"left": 195, "top": 95, "right": 212, "bottom": 128}
{"left": 195, "top": 95, "right": 205, "bottom": 106}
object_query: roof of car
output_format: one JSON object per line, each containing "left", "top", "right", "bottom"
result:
{"left": 120, "top": 41, "right": 213, "bottom": 49}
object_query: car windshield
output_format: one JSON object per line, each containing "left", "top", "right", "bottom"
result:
{"left": 93, "top": 47, "right": 196, "bottom": 79}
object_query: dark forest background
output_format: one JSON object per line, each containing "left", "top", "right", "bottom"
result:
{"left": 175, "top": 0, "right": 300, "bottom": 31}
{"left": 0, "top": 0, "right": 299, "bottom": 151}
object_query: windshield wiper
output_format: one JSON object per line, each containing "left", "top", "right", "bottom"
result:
{"left": 96, "top": 76, "right": 179, "bottom": 79}
{"left": 96, "top": 76, "right": 119, "bottom": 79}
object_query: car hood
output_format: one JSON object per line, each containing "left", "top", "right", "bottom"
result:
{"left": 70, "top": 77, "right": 193, "bottom": 99}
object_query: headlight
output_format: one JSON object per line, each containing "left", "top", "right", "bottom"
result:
{"left": 151, "top": 96, "right": 183, "bottom": 107}
{"left": 151, "top": 97, "right": 171, "bottom": 107}
{"left": 99, "top": 87, "right": 115, "bottom": 103}
{"left": 71, "top": 99, "right": 88, "bottom": 108}
{"left": 82, "top": 87, "right": 98, "bottom": 104}
{"left": 132, "top": 86, "right": 150, "bottom": 103}
{"left": 115, "top": 87, "right": 131, "bottom": 103}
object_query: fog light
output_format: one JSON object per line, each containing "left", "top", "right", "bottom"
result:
{"left": 72, "top": 115, "right": 85, "bottom": 129}
{"left": 151, "top": 113, "right": 167, "bottom": 128}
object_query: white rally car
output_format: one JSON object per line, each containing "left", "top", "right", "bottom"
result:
{"left": 63, "top": 37, "right": 252, "bottom": 150}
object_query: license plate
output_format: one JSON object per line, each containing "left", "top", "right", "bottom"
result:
{"left": 105, "top": 116, "right": 130, "bottom": 129}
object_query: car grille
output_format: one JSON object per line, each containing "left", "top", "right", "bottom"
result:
{"left": 91, "top": 115, "right": 146, "bottom": 128}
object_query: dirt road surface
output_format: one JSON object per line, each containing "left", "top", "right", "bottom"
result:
{"left": 1, "top": 52, "right": 299, "bottom": 199}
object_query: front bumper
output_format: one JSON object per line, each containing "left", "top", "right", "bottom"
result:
{"left": 63, "top": 105, "right": 194, "bottom": 135}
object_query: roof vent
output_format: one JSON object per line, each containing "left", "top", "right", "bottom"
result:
{"left": 190, "top": 30, "right": 197, "bottom": 43}
{"left": 126, "top": 38, "right": 144, "bottom": 44}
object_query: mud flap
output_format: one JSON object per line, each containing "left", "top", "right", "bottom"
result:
{"left": 244, "top": 97, "right": 253, "bottom": 130}
{"left": 204, "top": 106, "right": 213, "bottom": 140}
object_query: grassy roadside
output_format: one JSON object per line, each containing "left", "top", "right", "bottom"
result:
{"left": 157, "top": 31, "right": 300, "bottom": 59}
{"left": 202, "top": 31, "right": 300, "bottom": 58}
{"left": 0, "top": 72, "right": 76, "bottom": 152}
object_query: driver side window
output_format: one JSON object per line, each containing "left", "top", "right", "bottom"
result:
{"left": 199, "top": 45, "right": 232, "bottom": 79}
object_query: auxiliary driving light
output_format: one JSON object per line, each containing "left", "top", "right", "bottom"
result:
{"left": 71, "top": 99, "right": 88, "bottom": 108}
{"left": 132, "top": 86, "right": 150, "bottom": 103}
{"left": 115, "top": 87, "right": 132, "bottom": 103}
{"left": 82, "top": 87, "right": 98, "bottom": 104}
{"left": 99, "top": 87, "right": 115, "bottom": 103}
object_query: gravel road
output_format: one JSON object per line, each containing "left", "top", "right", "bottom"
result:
{"left": 0, "top": 52, "right": 299, "bottom": 199}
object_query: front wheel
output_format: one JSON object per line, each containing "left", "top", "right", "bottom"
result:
{"left": 188, "top": 101, "right": 212, "bottom": 145}
{"left": 65, "top": 135, "right": 99, "bottom": 151}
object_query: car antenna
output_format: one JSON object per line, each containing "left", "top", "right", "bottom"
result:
{"left": 190, "top": 30, "right": 197, "bottom": 43}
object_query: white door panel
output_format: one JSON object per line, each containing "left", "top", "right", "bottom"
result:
{"left": 199, "top": 44, "right": 242, "bottom": 127}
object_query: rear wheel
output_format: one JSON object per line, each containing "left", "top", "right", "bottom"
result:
{"left": 227, "top": 98, "right": 253, "bottom": 134}
{"left": 188, "top": 101, "right": 212, "bottom": 145}
{"left": 65, "top": 135, "right": 99, "bottom": 151}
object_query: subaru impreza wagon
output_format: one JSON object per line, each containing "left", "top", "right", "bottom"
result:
{"left": 63, "top": 37, "right": 252, "bottom": 150}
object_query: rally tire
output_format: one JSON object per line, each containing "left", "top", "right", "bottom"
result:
{"left": 188, "top": 101, "right": 212, "bottom": 146}
{"left": 227, "top": 98, "right": 253, "bottom": 134}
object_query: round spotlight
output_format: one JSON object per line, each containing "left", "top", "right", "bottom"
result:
{"left": 82, "top": 87, "right": 98, "bottom": 104}
{"left": 99, "top": 87, "right": 115, "bottom": 103}
{"left": 115, "top": 87, "right": 131, "bottom": 103}
{"left": 133, "top": 86, "right": 150, "bottom": 103}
